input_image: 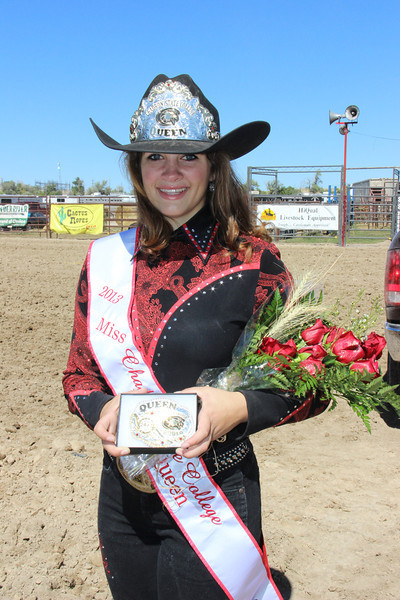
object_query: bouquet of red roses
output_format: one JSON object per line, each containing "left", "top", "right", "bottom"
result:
{"left": 199, "top": 284, "right": 400, "bottom": 431}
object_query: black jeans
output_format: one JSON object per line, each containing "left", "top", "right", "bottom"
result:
{"left": 98, "top": 446, "right": 263, "bottom": 600}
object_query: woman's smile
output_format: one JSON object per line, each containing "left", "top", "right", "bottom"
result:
{"left": 158, "top": 186, "right": 188, "bottom": 197}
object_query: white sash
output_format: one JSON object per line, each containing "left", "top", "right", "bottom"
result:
{"left": 87, "top": 230, "right": 283, "bottom": 600}
{"left": 87, "top": 228, "right": 161, "bottom": 394}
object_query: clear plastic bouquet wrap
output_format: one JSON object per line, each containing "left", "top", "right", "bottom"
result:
{"left": 198, "top": 279, "right": 400, "bottom": 432}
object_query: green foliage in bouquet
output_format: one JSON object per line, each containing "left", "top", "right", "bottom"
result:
{"left": 205, "top": 285, "right": 400, "bottom": 433}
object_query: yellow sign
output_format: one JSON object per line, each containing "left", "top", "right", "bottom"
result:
{"left": 260, "top": 208, "right": 276, "bottom": 221}
{"left": 50, "top": 204, "right": 104, "bottom": 235}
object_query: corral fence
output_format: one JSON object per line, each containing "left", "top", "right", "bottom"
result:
{"left": 1, "top": 166, "right": 400, "bottom": 245}
{"left": 0, "top": 195, "right": 139, "bottom": 238}
{"left": 247, "top": 165, "right": 400, "bottom": 245}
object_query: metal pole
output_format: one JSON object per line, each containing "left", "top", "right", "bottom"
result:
{"left": 338, "top": 170, "right": 344, "bottom": 244}
{"left": 247, "top": 167, "right": 253, "bottom": 214}
{"left": 341, "top": 124, "right": 348, "bottom": 246}
{"left": 46, "top": 195, "right": 50, "bottom": 239}
{"left": 392, "top": 168, "right": 400, "bottom": 238}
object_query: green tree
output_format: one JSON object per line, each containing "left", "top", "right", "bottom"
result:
{"left": 0, "top": 180, "right": 18, "bottom": 194}
{"left": 111, "top": 185, "right": 125, "bottom": 194}
{"left": 305, "top": 170, "right": 324, "bottom": 194}
{"left": 43, "top": 182, "right": 61, "bottom": 195}
{"left": 71, "top": 177, "right": 85, "bottom": 195}
{"left": 266, "top": 180, "right": 300, "bottom": 196}
{"left": 0, "top": 180, "right": 42, "bottom": 195}
{"left": 87, "top": 180, "right": 112, "bottom": 195}
{"left": 281, "top": 185, "right": 301, "bottom": 195}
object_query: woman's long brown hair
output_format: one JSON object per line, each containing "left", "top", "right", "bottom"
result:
{"left": 124, "top": 151, "right": 271, "bottom": 259}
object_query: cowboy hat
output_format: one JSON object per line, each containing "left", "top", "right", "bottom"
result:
{"left": 90, "top": 74, "right": 270, "bottom": 160}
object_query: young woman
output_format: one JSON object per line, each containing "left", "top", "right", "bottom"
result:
{"left": 63, "top": 74, "right": 326, "bottom": 600}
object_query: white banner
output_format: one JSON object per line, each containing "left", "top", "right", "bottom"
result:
{"left": 257, "top": 203, "right": 338, "bottom": 231}
{"left": 0, "top": 204, "right": 29, "bottom": 228}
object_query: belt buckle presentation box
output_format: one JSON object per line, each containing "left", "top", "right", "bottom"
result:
{"left": 117, "top": 393, "right": 199, "bottom": 453}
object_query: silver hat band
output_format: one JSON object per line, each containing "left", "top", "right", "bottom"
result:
{"left": 130, "top": 79, "right": 220, "bottom": 145}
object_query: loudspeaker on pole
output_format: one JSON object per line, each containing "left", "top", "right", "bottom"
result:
{"left": 345, "top": 105, "right": 360, "bottom": 120}
{"left": 329, "top": 110, "right": 343, "bottom": 124}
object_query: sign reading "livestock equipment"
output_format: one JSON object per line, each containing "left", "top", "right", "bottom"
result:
{"left": 50, "top": 204, "right": 104, "bottom": 234}
{"left": 257, "top": 203, "right": 339, "bottom": 231}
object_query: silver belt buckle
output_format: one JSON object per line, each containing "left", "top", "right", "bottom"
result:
{"left": 116, "top": 458, "right": 156, "bottom": 493}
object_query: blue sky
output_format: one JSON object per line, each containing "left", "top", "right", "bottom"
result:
{"left": 1, "top": 0, "right": 399, "bottom": 192}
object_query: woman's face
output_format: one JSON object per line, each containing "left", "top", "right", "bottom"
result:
{"left": 140, "top": 152, "right": 213, "bottom": 228}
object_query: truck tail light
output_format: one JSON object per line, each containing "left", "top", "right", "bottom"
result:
{"left": 385, "top": 249, "right": 400, "bottom": 305}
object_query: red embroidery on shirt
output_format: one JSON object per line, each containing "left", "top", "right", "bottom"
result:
{"left": 134, "top": 235, "right": 288, "bottom": 357}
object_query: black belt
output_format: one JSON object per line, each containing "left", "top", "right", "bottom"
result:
{"left": 116, "top": 438, "right": 251, "bottom": 493}
{"left": 203, "top": 438, "right": 251, "bottom": 477}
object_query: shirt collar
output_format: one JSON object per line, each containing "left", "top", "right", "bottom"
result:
{"left": 172, "top": 204, "right": 219, "bottom": 263}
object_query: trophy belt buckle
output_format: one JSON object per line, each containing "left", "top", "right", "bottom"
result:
{"left": 116, "top": 457, "right": 156, "bottom": 493}
{"left": 117, "top": 393, "right": 198, "bottom": 452}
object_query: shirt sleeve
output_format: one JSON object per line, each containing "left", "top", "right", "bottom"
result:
{"left": 240, "top": 389, "right": 329, "bottom": 436}
{"left": 62, "top": 256, "right": 114, "bottom": 430}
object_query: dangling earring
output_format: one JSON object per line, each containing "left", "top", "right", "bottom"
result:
{"left": 208, "top": 181, "right": 215, "bottom": 193}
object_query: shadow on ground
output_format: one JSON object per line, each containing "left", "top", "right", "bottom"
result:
{"left": 271, "top": 569, "right": 292, "bottom": 599}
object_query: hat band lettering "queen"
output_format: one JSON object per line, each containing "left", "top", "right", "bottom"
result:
{"left": 129, "top": 79, "right": 220, "bottom": 144}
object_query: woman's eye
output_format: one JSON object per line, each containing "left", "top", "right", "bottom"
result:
{"left": 148, "top": 153, "right": 163, "bottom": 161}
{"left": 182, "top": 154, "right": 198, "bottom": 161}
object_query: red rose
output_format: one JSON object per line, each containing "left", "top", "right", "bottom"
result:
{"left": 362, "top": 332, "right": 386, "bottom": 360}
{"left": 259, "top": 337, "right": 280, "bottom": 355}
{"left": 331, "top": 331, "right": 365, "bottom": 364}
{"left": 299, "top": 357, "right": 324, "bottom": 376}
{"left": 258, "top": 337, "right": 279, "bottom": 355}
{"left": 301, "top": 344, "right": 328, "bottom": 359}
{"left": 259, "top": 337, "right": 297, "bottom": 358}
{"left": 301, "top": 319, "right": 329, "bottom": 344}
{"left": 325, "top": 326, "right": 346, "bottom": 344}
{"left": 350, "top": 358, "right": 380, "bottom": 378}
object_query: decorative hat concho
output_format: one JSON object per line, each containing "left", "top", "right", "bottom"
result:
{"left": 90, "top": 74, "right": 270, "bottom": 160}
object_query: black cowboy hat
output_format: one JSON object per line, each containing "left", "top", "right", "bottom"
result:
{"left": 90, "top": 74, "right": 270, "bottom": 160}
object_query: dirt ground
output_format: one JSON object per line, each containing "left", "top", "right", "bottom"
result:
{"left": 0, "top": 235, "right": 399, "bottom": 600}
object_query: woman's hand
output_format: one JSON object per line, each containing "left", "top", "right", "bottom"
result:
{"left": 176, "top": 386, "right": 248, "bottom": 458}
{"left": 93, "top": 389, "right": 148, "bottom": 457}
